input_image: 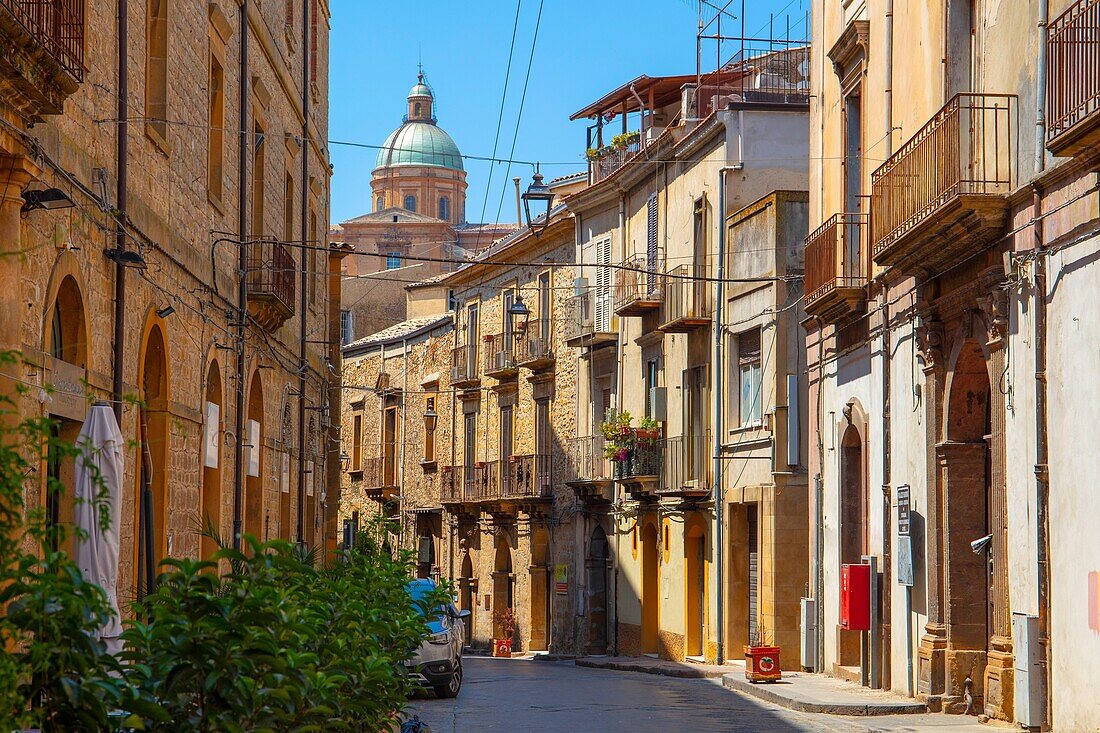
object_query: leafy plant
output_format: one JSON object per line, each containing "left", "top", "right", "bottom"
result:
{"left": 611, "top": 130, "right": 640, "bottom": 149}
{"left": 599, "top": 409, "right": 635, "bottom": 461}
{"left": 491, "top": 607, "right": 516, "bottom": 639}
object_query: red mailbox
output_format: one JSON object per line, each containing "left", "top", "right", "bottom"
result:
{"left": 840, "top": 563, "right": 871, "bottom": 631}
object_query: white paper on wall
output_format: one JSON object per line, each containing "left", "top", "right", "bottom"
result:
{"left": 246, "top": 419, "right": 260, "bottom": 477}
{"left": 203, "top": 401, "right": 220, "bottom": 469}
{"left": 280, "top": 453, "right": 290, "bottom": 494}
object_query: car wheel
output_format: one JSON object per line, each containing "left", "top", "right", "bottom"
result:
{"left": 434, "top": 659, "right": 462, "bottom": 698}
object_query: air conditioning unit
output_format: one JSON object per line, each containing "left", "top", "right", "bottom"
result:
{"left": 800, "top": 597, "right": 816, "bottom": 670}
{"left": 493, "top": 351, "right": 512, "bottom": 371}
{"left": 649, "top": 387, "right": 667, "bottom": 422}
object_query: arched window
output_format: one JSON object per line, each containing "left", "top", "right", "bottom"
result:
{"left": 439, "top": 196, "right": 450, "bottom": 221}
{"left": 48, "top": 275, "right": 86, "bottom": 367}
{"left": 376, "top": 195, "right": 384, "bottom": 211}
{"left": 403, "top": 195, "right": 416, "bottom": 213}
{"left": 414, "top": 102, "right": 422, "bottom": 118}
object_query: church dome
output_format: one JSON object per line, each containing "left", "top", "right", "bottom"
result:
{"left": 374, "top": 72, "right": 464, "bottom": 172}
{"left": 375, "top": 122, "right": 464, "bottom": 171}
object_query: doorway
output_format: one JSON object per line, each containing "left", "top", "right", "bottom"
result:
{"left": 529, "top": 529, "right": 550, "bottom": 651}
{"left": 640, "top": 521, "right": 660, "bottom": 655}
{"left": 493, "top": 537, "right": 514, "bottom": 641}
{"left": 587, "top": 526, "right": 609, "bottom": 654}
{"left": 685, "top": 522, "right": 707, "bottom": 658}
{"left": 460, "top": 552, "right": 474, "bottom": 646}
{"left": 201, "top": 362, "right": 223, "bottom": 558}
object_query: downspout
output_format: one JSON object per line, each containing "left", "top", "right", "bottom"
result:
{"left": 111, "top": 0, "right": 128, "bottom": 426}
{"left": 813, "top": 316, "right": 826, "bottom": 673}
{"left": 713, "top": 165, "right": 735, "bottom": 664}
{"left": 232, "top": 0, "right": 251, "bottom": 551}
{"left": 399, "top": 337, "right": 408, "bottom": 550}
{"left": 880, "top": 0, "right": 895, "bottom": 691}
{"left": 613, "top": 193, "right": 626, "bottom": 656}
{"left": 1034, "top": 3, "right": 1051, "bottom": 726}
{"left": 296, "top": 0, "right": 310, "bottom": 545}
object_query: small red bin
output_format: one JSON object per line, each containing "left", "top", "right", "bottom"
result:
{"left": 744, "top": 645, "right": 782, "bottom": 682}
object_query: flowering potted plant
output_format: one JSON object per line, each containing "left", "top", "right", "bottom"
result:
{"left": 611, "top": 130, "right": 640, "bottom": 150}
{"left": 634, "top": 415, "right": 661, "bottom": 444}
{"left": 492, "top": 607, "right": 516, "bottom": 657}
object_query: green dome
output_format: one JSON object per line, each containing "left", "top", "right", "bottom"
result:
{"left": 409, "top": 82, "right": 432, "bottom": 98}
{"left": 375, "top": 122, "right": 464, "bottom": 171}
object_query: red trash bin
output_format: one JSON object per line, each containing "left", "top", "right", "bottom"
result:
{"left": 744, "top": 645, "right": 782, "bottom": 682}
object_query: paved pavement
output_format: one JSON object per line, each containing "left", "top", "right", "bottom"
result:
{"left": 404, "top": 657, "right": 1008, "bottom": 733}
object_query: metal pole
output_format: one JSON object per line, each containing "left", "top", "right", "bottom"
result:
{"left": 713, "top": 165, "right": 735, "bottom": 663}
{"left": 232, "top": 0, "right": 250, "bottom": 552}
{"left": 111, "top": 0, "right": 128, "bottom": 427}
{"left": 296, "top": 0, "right": 310, "bottom": 547}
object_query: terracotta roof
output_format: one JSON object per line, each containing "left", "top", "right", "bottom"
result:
{"left": 342, "top": 313, "right": 452, "bottom": 353}
{"left": 404, "top": 272, "right": 451, "bottom": 290}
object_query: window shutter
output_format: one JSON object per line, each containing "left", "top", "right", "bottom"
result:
{"left": 595, "top": 237, "right": 612, "bottom": 332}
{"left": 646, "top": 193, "right": 658, "bottom": 293}
{"left": 739, "top": 328, "right": 761, "bottom": 366}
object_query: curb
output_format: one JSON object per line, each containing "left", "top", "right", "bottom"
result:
{"left": 721, "top": 674, "right": 929, "bottom": 716}
{"left": 576, "top": 658, "right": 728, "bottom": 679}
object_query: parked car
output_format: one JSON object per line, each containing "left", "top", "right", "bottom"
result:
{"left": 405, "top": 578, "right": 470, "bottom": 698}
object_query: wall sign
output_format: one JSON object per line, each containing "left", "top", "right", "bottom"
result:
{"left": 554, "top": 563, "right": 568, "bottom": 595}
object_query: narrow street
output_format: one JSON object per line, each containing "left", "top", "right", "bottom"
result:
{"left": 406, "top": 658, "right": 998, "bottom": 733}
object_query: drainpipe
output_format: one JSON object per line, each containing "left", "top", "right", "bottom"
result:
{"left": 296, "top": 0, "right": 310, "bottom": 545}
{"left": 812, "top": 315, "right": 826, "bottom": 673}
{"left": 713, "top": 165, "right": 735, "bottom": 664}
{"left": 232, "top": 0, "right": 250, "bottom": 551}
{"left": 1034, "top": 3, "right": 1051, "bottom": 725}
{"left": 879, "top": 0, "right": 895, "bottom": 692}
{"left": 111, "top": 0, "right": 128, "bottom": 426}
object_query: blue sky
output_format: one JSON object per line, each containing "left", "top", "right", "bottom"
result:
{"left": 328, "top": 0, "right": 809, "bottom": 226}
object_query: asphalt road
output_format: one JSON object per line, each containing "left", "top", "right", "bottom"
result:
{"left": 404, "top": 657, "right": 1000, "bottom": 733}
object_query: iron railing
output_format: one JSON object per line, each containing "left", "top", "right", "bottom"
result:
{"left": 804, "top": 213, "right": 868, "bottom": 305}
{"left": 482, "top": 333, "right": 516, "bottom": 375}
{"left": 466, "top": 461, "right": 498, "bottom": 502}
{"left": 663, "top": 263, "right": 712, "bottom": 324}
{"left": 568, "top": 436, "right": 611, "bottom": 483}
{"left": 360, "top": 456, "right": 396, "bottom": 491}
{"left": 662, "top": 433, "right": 711, "bottom": 494}
{"left": 451, "top": 344, "right": 477, "bottom": 383}
{"left": 615, "top": 438, "right": 663, "bottom": 480}
{"left": 1047, "top": 0, "right": 1100, "bottom": 145}
{"left": 1, "top": 0, "right": 84, "bottom": 81}
{"left": 614, "top": 254, "right": 663, "bottom": 313}
{"left": 516, "top": 333, "right": 554, "bottom": 365}
{"left": 562, "top": 290, "right": 612, "bottom": 343}
{"left": 591, "top": 139, "right": 641, "bottom": 183}
{"left": 871, "top": 93, "right": 1016, "bottom": 257}
{"left": 246, "top": 239, "right": 296, "bottom": 316}
{"left": 505, "top": 454, "right": 552, "bottom": 498}
{"left": 440, "top": 466, "right": 463, "bottom": 502}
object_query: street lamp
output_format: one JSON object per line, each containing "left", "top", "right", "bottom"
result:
{"left": 507, "top": 294, "right": 530, "bottom": 339}
{"left": 424, "top": 399, "right": 438, "bottom": 433}
{"left": 339, "top": 451, "right": 351, "bottom": 472}
{"left": 21, "top": 187, "right": 74, "bottom": 214}
{"left": 521, "top": 164, "right": 554, "bottom": 235}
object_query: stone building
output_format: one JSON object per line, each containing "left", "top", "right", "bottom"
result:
{"left": 0, "top": 0, "right": 342, "bottom": 602}
{"left": 336, "top": 74, "right": 515, "bottom": 342}
{"left": 805, "top": 1, "right": 1100, "bottom": 729}
{"left": 340, "top": 209, "right": 586, "bottom": 654}
{"left": 562, "top": 56, "right": 810, "bottom": 664}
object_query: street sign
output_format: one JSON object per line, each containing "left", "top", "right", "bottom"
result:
{"left": 897, "top": 535, "right": 914, "bottom": 587}
{"left": 554, "top": 563, "right": 568, "bottom": 595}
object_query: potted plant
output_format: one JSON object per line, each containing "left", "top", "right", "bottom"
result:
{"left": 611, "top": 130, "right": 640, "bottom": 150}
{"left": 635, "top": 415, "right": 661, "bottom": 444}
{"left": 599, "top": 410, "right": 635, "bottom": 474}
{"left": 492, "top": 607, "right": 516, "bottom": 657}
{"left": 744, "top": 623, "right": 782, "bottom": 683}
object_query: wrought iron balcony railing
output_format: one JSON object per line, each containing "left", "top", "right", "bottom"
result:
{"left": 1047, "top": 0, "right": 1100, "bottom": 156}
{"left": 803, "top": 213, "right": 869, "bottom": 321}
{"left": 567, "top": 436, "right": 612, "bottom": 485}
{"left": 562, "top": 290, "right": 616, "bottom": 348}
{"left": 246, "top": 239, "right": 296, "bottom": 329}
{"left": 590, "top": 139, "right": 641, "bottom": 183}
{"left": 1, "top": 0, "right": 84, "bottom": 81}
{"left": 482, "top": 333, "right": 517, "bottom": 378}
{"left": 516, "top": 330, "right": 554, "bottom": 369}
{"left": 504, "top": 454, "right": 552, "bottom": 499}
{"left": 661, "top": 433, "right": 711, "bottom": 498}
{"left": 451, "top": 344, "right": 479, "bottom": 386}
{"left": 614, "top": 254, "right": 663, "bottom": 316}
{"left": 870, "top": 93, "right": 1015, "bottom": 273}
{"left": 661, "top": 264, "right": 712, "bottom": 332}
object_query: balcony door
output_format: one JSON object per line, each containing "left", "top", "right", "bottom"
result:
{"left": 503, "top": 289, "right": 515, "bottom": 354}
{"left": 464, "top": 412, "right": 477, "bottom": 487}
{"left": 382, "top": 406, "right": 398, "bottom": 487}
{"left": 843, "top": 90, "right": 863, "bottom": 280}
{"left": 684, "top": 365, "right": 708, "bottom": 485}
{"left": 466, "top": 304, "right": 479, "bottom": 376}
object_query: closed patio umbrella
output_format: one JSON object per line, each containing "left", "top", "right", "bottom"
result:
{"left": 73, "top": 401, "right": 125, "bottom": 654}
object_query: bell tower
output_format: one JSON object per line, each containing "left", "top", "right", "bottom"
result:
{"left": 407, "top": 68, "right": 433, "bottom": 121}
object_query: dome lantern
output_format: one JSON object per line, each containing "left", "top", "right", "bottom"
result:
{"left": 407, "top": 70, "right": 434, "bottom": 122}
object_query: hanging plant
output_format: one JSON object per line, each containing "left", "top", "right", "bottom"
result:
{"left": 599, "top": 410, "right": 635, "bottom": 461}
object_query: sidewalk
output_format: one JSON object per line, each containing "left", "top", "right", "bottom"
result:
{"left": 721, "top": 661, "right": 928, "bottom": 716}
{"left": 575, "top": 654, "right": 734, "bottom": 679}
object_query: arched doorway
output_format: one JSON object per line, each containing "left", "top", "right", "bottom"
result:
{"left": 685, "top": 520, "right": 708, "bottom": 659}
{"left": 244, "top": 372, "right": 265, "bottom": 542}
{"left": 278, "top": 400, "right": 293, "bottom": 541}
{"left": 529, "top": 529, "right": 550, "bottom": 651}
{"left": 492, "top": 537, "right": 514, "bottom": 642}
{"left": 942, "top": 339, "right": 996, "bottom": 709}
{"left": 586, "top": 526, "right": 609, "bottom": 654}
{"left": 640, "top": 521, "right": 660, "bottom": 655}
{"left": 459, "top": 551, "right": 474, "bottom": 646}
{"left": 201, "top": 361, "right": 223, "bottom": 559}
{"left": 44, "top": 274, "right": 88, "bottom": 555}
{"left": 136, "top": 322, "right": 169, "bottom": 598}
{"left": 838, "top": 413, "right": 866, "bottom": 668}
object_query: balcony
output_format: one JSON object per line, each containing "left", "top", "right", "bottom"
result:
{"left": 451, "top": 345, "right": 480, "bottom": 389}
{"left": 465, "top": 461, "right": 498, "bottom": 502}
{"left": 562, "top": 290, "right": 616, "bottom": 348}
{"left": 482, "top": 333, "right": 518, "bottom": 380}
{"left": 658, "top": 434, "right": 712, "bottom": 500}
{"left": 440, "top": 466, "right": 465, "bottom": 505}
{"left": 660, "top": 264, "right": 712, "bottom": 332}
{"left": 246, "top": 239, "right": 296, "bottom": 331}
{"left": 803, "top": 213, "right": 869, "bottom": 323}
{"left": 0, "top": 0, "right": 84, "bottom": 122}
{"left": 502, "top": 454, "right": 552, "bottom": 500}
{"left": 1047, "top": 0, "right": 1100, "bottom": 158}
{"left": 614, "top": 437, "right": 663, "bottom": 499}
{"left": 360, "top": 456, "right": 398, "bottom": 502}
{"left": 871, "top": 93, "right": 1016, "bottom": 276}
{"left": 565, "top": 436, "right": 614, "bottom": 503}
{"left": 590, "top": 139, "right": 642, "bottom": 183}
{"left": 614, "top": 255, "right": 663, "bottom": 316}
{"left": 516, "top": 327, "right": 555, "bottom": 371}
